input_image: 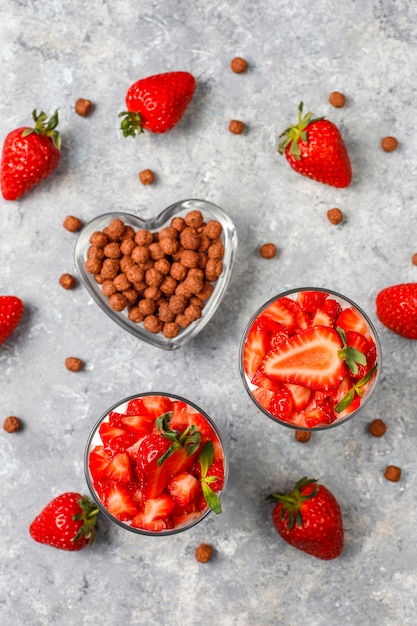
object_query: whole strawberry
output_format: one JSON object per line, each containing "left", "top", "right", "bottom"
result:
{"left": 119, "top": 71, "right": 196, "bottom": 137}
{"left": 29, "top": 492, "right": 99, "bottom": 551}
{"left": 278, "top": 102, "right": 352, "bottom": 188}
{"left": 376, "top": 283, "right": 417, "bottom": 339}
{"left": 1, "top": 110, "right": 61, "bottom": 201}
{"left": 0, "top": 296, "right": 24, "bottom": 346}
{"left": 267, "top": 477, "right": 344, "bottom": 560}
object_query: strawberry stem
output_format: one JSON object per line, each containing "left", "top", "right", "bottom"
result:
{"left": 21, "top": 109, "right": 61, "bottom": 150}
{"left": 278, "top": 102, "right": 323, "bottom": 160}
{"left": 267, "top": 477, "right": 318, "bottom": 530}
{"left": 156, "top": 411, "right": 202, "bottom": 466}
{"left": 71, "top": 495, "right": 99, "bottom": 545}
{"left": 199, "top": 441, "right": 222, "bottom": 514}
{"left": 118, "top": 111, "right": 144, "bottom": 137}
{"left": 336, "top": 326, "right": 367, "bottom": 375}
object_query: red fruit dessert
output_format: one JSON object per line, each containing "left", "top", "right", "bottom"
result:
{"left": 240, "top": 288, "right": 380, "bottom": 430}
{"left": 85, "top": 393, "right": 227, "bottom": 535}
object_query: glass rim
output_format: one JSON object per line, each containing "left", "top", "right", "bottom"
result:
{"left": 84, "top": 391, "right": 228, "bottom": 536}
{"left": 239, "top": 287, "right": 382, "bottom": 431}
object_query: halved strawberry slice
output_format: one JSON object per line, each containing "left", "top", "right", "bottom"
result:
{"left": 280, "top": 297, "right": 310, "bottom": 331}
{"left": 243, "top": 318, "right": 271, "bottom": 379}
{"left": 125, "top": 397, "right": 149, "bottom": 415}
{"left": 312, "top": 299, "right": 342, "bottom": 327}
{"left": 261, "top": 326, "right": 345, "bottom": 390}
{"left": 104, "top": 452, "right": 133, "bottom": 484}
{"left": 336, "top": 306, "right": 371, "bottom": 340}
{"left": 89, "top": 445, "right": 111, "bottom": 480}
{"left": 284, "top": 383, "right": 312, "bottom": 411}
{"left": 141, "top": 395, "right": 174, "bottom": 418}
{"left": 267, "top": 384, "right": 294, "bottom": 422}
{"left": 99, "top": 422, "right": 137, "bottom": 454}
{"left": 260, "top": 298, "right": 297, "bottom": 332}
{"left": 168, "top": 471, "right": 201, "bottom": 506}
{"left": 121, "top": 413, "right": 155, "bottom": 437}
{"left": 104, "top": 482, "right": 139, "bottom": 521}
{"left": 252, "top": 386, "right": 275, "bottom": 411}
{"left": 131, "top": 494, "right": 176, "bottom": 531}
{"left": 296, "top": 290, "right": 329, "bottom": 314}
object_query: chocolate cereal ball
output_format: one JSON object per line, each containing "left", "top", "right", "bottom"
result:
{"left": 162, "top": 322, "right": 181, "bottom": 338}
{"left": 143, "top": 315, "right": 163, "bottom": 334}
{"left": 135, "top": 229, "right": 154, "bottom": 246}
{"left": 184, "top": 210, "right": 204, "bottom": 229}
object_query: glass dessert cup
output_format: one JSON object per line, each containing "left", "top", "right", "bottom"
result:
{"left": 85, "top": 392, "right": 228, "bottom": 536}
{"left": 239, "top": 287, "right": 381, "bottom": 431}
{"left": 74, "top": 198, "right": 238, "bottom": 350}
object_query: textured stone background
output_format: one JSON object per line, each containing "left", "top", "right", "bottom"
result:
{"left": 1, "top": 1, "right": 417, "bottom": 625}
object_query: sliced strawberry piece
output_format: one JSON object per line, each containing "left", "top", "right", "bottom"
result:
{"left": 336, "top": 306, "right": 371, "bottom": 340}
{"left": 334, "top": 377, "right": 361, "bottom": 417}
{"left": 172, "top": 510, "right": 202, "bottom": 528}
{"left": 261, "top": 326, "right": 345, "bottom": 391}
{"left": 131, "top": 494, "right": 176, "bottom": 531}
{"left": 301, "top": 406, "right": 330, "bottom": 428}
{"left": 121, "top": 413, "right": 155, "bottom": 437}
{"left": 125, "top": 397, "right": 150, "bottom": 416}
{"left": 269, "top": 323, "right": 290, "bottom": 349}
{"left": 104, "top": 452, "right": 133, "bottom": 484}
{"left": 296, "top": 290, "right": 329, "bottom": 314}
{"left": 260, "top": 298, "right": 296, "bottom": 332}
{"left": 108, "top": 411, "right": 124, "bottom": 427}
{"left": 243, "top": 318, "right": 271, "bottom": 379}
{"left": 314, "top": 391, "right": 338, "bottom": 424}
{"left": 99, "top": 422, "right": 137, "bottom": 454}
{"left": 284, "top": 383, "right": 312, "bottom": 411}
{"left": 125, "top": 437, "right": 145, "bottom": 462}
{"left": 104, "top": 482, "right": 139, "bottom": 521}
{"left": 89, "top": 445, "right": 111, "bottom": 480}
{"left": 252, "top": 386, "right": 276, "bottom": 411}
{"left": 167, "top": 472, "right": 201, "bottom": 506}
{"left": 345, "top": 330, "right": 370, "bottom": 355}
{"left": 205, "top": 458, "right": 225, "bottom": 492}
{"left": 268, "top": 385, "right": 294, "bottom": 422}
{"left": 251, "top": 368, "right": 284, "bottom": 391}
{"left": 141, "top": 395, "right": 173, "bottom": 418}
{"left": 280, "top": 297, "right": 310, "bottom": 331}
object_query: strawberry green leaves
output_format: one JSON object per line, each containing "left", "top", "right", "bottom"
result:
{"left": 337, "top": 326, "right": 367, "bottom": 375}
{"left": 156, "top": 412, "right": 201, "bottom": 466}
{"left": 335, "top": 365, "right": 378, "bottom": 414}
{"left": 267, "top": 477, "right": 318, "bottom": 531}
{"left": 278, "top": 102, "right": 323, "bottom": 160}
{"left": 199, "top": 442, "right": 222, "bottom": 514}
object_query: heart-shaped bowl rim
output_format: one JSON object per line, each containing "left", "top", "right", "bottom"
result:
{"left": 74, "top": 199, "right": 238, "bottom": 350}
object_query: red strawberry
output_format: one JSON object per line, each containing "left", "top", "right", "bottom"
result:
{"left": 99, "top": 422, "right": 137, "bottom": 454}
{"left": 284, "top": 383, "right": 312, "bottom": 412}
{"left": 261, "top": 326, "right": 345, "bottom": 390}
{"left": 268, "top": 384, "right": 294, "bottom": 422}
{"left": 29, "top": 492, "right": 98, "bottom": 551}
{"left": 0, "top": 296, "right": 24, "bottom": 346}
{"left": 296, "top": 290, "right": 329, "bottom": 315}
{"left": 243, "top": 317, "right": 271, "bottom": 379}
{"left": 141, "top": 395, "right": 174, "bottom": 418}
{"left": 268, "top": 477, "right": 344, "bottom": 560}
{"left": 104, "top": 482, "right": 139, "bottom": 521}
{"left": 278, "top": 103, "right": 352, "bottom": 188}
{"left": 336, "top": 306, "right": 371, "bottom": 340}
{"left": 131, "top": 494, "right": 176, "bottom": 532}
{"left": 260, "top": 299, "right": 296, "bottom": 331}
{"left": 376, "top": 283, "right": 417, "bottom": 339}
{"left": 104, "top": 452, "right": 133, "bottom": 484}
{"left": 167, "top": 472, "right": 201, "bottom": 507}
{"left": 1, "top": 110, "right": 61, "bottom": 200}
{"left": 119, "top": 71, "right": 196, "bottom": 136}
{"left": 89, "top": 445, "right": 112, "bottom": 480}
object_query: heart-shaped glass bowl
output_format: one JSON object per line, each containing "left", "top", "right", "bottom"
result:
{"left": 74, "top": 199, "right": 238, "bottom": 350}
{"left": 84, "top": 391, "right": 228, "bottom": 536}
{"left": 239, "top": 287, "right": 381, "bottom": 431}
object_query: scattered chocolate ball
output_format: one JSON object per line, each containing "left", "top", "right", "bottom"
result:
{"left": 63, "top": 215, "right": 83, "bottom": 232}
{"left": 75, "top": 98, "right": 93, "bottom": 117}
{"left": 229, "top": 119, "right": 245, "bottom": 135}
{"left": 412, "top": 253, "right": 417, "bottom": 266}
{"left": 384, "top": 465, "right": 401, "bottom": 482}
{"left": 139, "top": 169, "right": 155, "bottom": 185}
{"left": 195, "top": 543, "right": 213, "bottom": 563}
{"left": 294, "top": 430, "right": 311, "bottom": 443}
{"left": 328, "top": 91, "right": 346, "bottom": 108}
{"left": 3, "top": 415, "right": 21, "bottom": 433}
{"left": 59, "top": 273, "right": 76, "bottom": 290}
{"left": 327, "top": 208, "right": 344, "bottom": 225}
{"left": 381, "top": 136, "right": 398, "bottom": 152}
{"left": 65, "top": 357, "right": 84, "bottom": 372}
{"left": 230, "top": 57, "right": 248, "bottom": 73}
{"left": 259, "top": 243, "right": 277, "bottom": 259}
{"left": 369, "top": 418, "right": 387, "bottom": 437}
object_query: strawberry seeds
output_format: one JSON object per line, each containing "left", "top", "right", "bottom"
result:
{"left": 86, "top": 393, "right": 226, "bottom": 534}
{"left": 241, "top": 289, "right": 380, "bottom": 430}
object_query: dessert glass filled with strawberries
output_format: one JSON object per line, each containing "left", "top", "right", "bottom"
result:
{"left": 240, "top": 288, "right": 380, "bottom": 430}
{"left": 85, "top": 392, "right": 227, "bottom": 535}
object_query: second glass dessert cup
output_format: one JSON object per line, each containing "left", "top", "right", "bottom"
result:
{"left": 85, "top": 392, "right": 228, "bottom": 536}
{"left": 239, "top": 287, "right": 381, "bottom": 431}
